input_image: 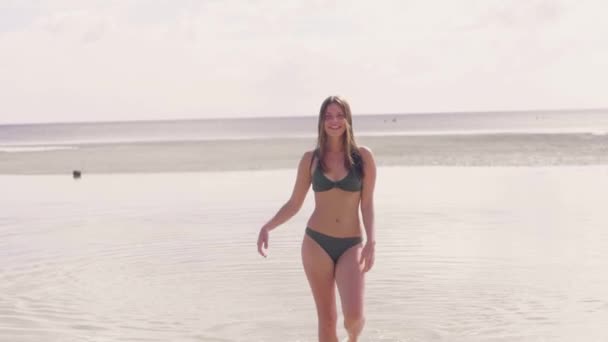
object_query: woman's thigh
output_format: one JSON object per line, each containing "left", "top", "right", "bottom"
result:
{"left": 334, "top": 244, "right": 364, "bottom": 317}
{"left": 301, "top": 234, "right": 337, "bottom": 317}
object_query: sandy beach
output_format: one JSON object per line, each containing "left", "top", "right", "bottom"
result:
{"left": 1, "top": 133, "right": 607, "bottom": 175}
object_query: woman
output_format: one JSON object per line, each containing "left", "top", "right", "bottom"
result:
{"left": 257, "top": 96, "right": 377, "bottom": 342}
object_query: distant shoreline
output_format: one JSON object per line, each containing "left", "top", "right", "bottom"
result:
{"left": 1, "top": 107, "right": 607, "bottom": 127}
{"left": 1, "top": 132, "right": 607, "bottom": 175}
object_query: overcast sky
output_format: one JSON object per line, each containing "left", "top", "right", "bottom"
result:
{"left": 1, "top": 0, "right": 607, "bottom": 124}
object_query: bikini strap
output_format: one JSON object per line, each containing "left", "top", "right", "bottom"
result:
{"left": 310, "top": 148, "right": 319, "bottom": 171}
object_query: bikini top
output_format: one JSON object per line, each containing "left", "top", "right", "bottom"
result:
{"left": 311, "top": 152, "right": 363, "bottom": 193}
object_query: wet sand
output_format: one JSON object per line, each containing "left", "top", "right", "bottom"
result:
{"left": 1, "top": 133, "right": 607, "bottom": 175}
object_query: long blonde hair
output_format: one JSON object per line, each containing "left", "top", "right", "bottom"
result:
{"left": 315, "top": 96, "right": 362, "bottom": 174}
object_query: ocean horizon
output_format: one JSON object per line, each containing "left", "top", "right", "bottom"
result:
{"left": 1, "top": 109, "right": 608, "bottom": 175}
{"left": 2, "top": 109, "right": 608, "bottom": 147}
{"left": 1, "top": 109, "right": 608, "bottom": 341}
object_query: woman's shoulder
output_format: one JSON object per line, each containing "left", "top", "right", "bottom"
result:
{"left": 302, "top": 149, "right": 317, "bottom": 159}
{"left": 357, "top": 146, "right": 374, "bottom": 158}
{"left": 299, "top": 149, "right": 317, "bottom": 165}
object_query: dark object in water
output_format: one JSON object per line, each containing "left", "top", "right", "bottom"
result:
{"left": 72, "top": 170, "right": 82, "bottom": 179}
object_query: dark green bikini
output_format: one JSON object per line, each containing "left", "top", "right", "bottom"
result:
{"left": 306, "top": 151, "right": 363, "bottom": 264}
{"left": 312, "top": 159, "right": 362, "bottom": 192}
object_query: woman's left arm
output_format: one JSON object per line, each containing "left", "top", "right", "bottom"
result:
{"left": 359, "top": 146, "right": 377, "bottom": 272}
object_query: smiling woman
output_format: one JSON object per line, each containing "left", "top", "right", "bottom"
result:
{"left": 257, "top": 95, "right": 377, "bottom": 342}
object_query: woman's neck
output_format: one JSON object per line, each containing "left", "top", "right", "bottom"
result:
{"left": 325, "top": 136, "right": 344, "bottom": 153}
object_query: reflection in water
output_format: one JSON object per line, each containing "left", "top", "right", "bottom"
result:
{"left": 1, "top": 167, "right": 607, "bottom": 341}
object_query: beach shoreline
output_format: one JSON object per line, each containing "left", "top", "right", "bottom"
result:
{"left": 1, "top": 132, "right": 607, "bottom": 175}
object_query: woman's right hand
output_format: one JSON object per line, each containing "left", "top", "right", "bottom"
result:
{"left": 257, "top": 227, "right": 269, "bottom": 257}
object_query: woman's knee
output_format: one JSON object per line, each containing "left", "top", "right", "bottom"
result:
{"left": 318, "top": 311, "right": 338, "bottom": 329}
{"left": 344, "top": 313, "right": 365, "bottom": 333}
{"left": 318, "top": 313, "right": 338, "bottom": 341}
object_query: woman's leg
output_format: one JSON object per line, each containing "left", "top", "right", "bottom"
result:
{"left": 335, "top": 244, "right": 365, "bottom": 342}
{"left": 302, "top": 234, "right": 339, "bottom": 342}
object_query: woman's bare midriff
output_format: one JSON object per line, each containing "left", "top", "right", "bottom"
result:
{"left": 306, "top": 190, "right": 362, "bottom": 238}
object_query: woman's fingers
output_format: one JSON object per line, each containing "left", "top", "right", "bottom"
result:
{"left": 257, "top": 230, "right": 268, "bottom": 257}
{"left": 258, "top": 243, "right": 267, "bottom": 257}
{"left": 359, "top": 248, "right": 367, "bottom": 267}
{"left": 257, "top": 241, "right": 266, "bottom": 257}
{"left": 360, "top": 246, "right": 375, "bottom": 272}
{"left": 363, "top": 255, "right": 374, "bottom": 272}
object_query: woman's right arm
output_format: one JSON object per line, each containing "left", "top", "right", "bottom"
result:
{"left": 262, "top": 150, "right": 313, "bottom": 231}
{"left": 257, "top": 151, "right": 313, "bottom": 256}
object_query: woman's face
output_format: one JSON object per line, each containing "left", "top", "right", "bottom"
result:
{"left": 323, "top": 103, "right": 347, "bottom": 138}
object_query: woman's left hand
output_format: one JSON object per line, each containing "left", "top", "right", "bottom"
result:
{"left": 360, "top": 241, "right": 375, "bottom": 273}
